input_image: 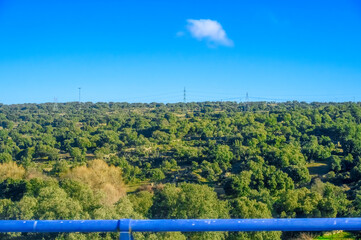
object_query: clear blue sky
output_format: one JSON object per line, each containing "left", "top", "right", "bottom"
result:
{"left": 1, "top": 0, "right": 361, "bottom": 104}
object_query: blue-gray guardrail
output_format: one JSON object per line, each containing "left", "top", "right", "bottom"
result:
{"left": 1, "top": 218, "right": 361, "bottom": 240}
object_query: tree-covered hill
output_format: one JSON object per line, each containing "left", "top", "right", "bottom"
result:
{"left": 1, "top": 101, "right": 361, "bottom": 239}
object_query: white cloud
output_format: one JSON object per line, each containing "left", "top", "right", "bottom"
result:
{"left": 186, "top": 19, "right": 233, "bottom": 47}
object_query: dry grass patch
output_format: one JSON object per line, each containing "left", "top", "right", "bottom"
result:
{"left": 0, "top": 162, "right": 25, "bottom": 181}
{"left": 62, "top": 159, "right": 126, "bottom": 205}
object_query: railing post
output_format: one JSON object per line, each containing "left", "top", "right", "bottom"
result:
{"left": 119, "top": 231, "right": 133, "bottom": 240}
{"left": 118, "top": 219, "right": 133, "bottom": 240}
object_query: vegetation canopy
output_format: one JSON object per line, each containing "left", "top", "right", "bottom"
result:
{"left": 0, "top": 101, "right": 361, "bottom": 239}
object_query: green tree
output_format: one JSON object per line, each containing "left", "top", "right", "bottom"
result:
{"left": 152, "top": 183, "right": 229, "bottom": 240}
{"left": 224, "top": 172, "right": 252, "bottom": 197}
{"left": 330, "top": 155, "right": 342, "bottom": 172}
{"left": 128, "top": 191, "right": 154, "bottom": 217}
{"left": 35, "top": 186, "right": 83, "bottom": 219}
{"left": 211, "top": 145, "right": 234, "bottom": 170}
{"left": 0, "top": 152, "right": 12, "bottom": 163}
{"left": 228, "top": 197, "right": 281, "bottom": 240}
{"left": 70, "top": 147, "right": 86, "bottom": 163}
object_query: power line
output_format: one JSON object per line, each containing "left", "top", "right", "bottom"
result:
{"left": 67, "top": 88, "right": 361, "bottom": 104}
{"left": 114, "top": 91, "right": 181, "bottom": 102}
{"left": 53, "top": 97, "right": 58, "bottom": 112}
{"left": 245, "top": 92, "right": 249, "bottom": 111}
{"left": 78, "top": 87, "right": 81, "bottom": 103}
{"left": 184, "top": 87, "right": 186, "bottom": 103}
{"left": 249, "top": 96, "right": 292, "bottom": 102}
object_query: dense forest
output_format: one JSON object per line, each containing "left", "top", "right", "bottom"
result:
{"left": 1, "top": 101, "right": 361, "bottom": 239}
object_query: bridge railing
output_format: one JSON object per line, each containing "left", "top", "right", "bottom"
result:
{"left": 1, "top": 218, "right": 361, "bottom": 239}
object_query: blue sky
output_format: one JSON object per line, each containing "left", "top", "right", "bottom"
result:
{"left": 0, "top": 0, "right": 361, "bottom": 104}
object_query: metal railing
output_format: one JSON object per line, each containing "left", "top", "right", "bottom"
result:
{"left": 1, "top": 218, "right": 361, "bottom": 239}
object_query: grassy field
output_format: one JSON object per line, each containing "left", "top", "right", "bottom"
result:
{"left": 307, "top": 161, "right": 330, "bottom": 177}
{"left": 315, "top": 231, "right": 355, "bottom": 239}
